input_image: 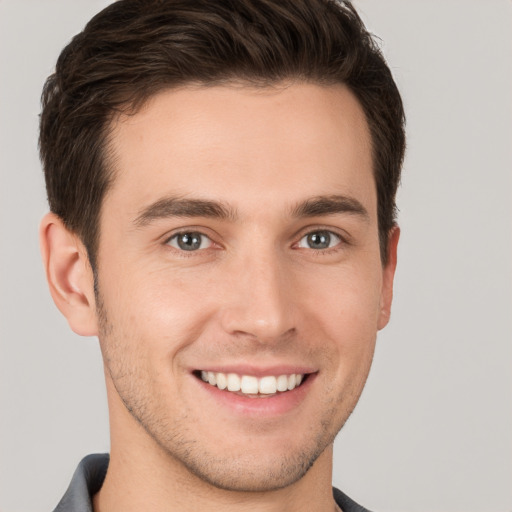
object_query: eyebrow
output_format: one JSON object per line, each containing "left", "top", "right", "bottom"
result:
{"left": 290, "top": 195, "right": 369, "bottom": 220}
{"left": 133, "top": 193, "right": 369, "bottom": 228}
{"left": 133, "top": 196, "right": 237, "bottom": 227}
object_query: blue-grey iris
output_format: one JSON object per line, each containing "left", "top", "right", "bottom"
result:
{"left": 176, "top": 232, "right": 202, "bottom": 251}
{"left": 307, "top": 231, "right": 332, "bottom": 249}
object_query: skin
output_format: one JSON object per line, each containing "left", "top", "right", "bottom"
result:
{"left": 41, "top": 82, "right": 399, "bottom": 512}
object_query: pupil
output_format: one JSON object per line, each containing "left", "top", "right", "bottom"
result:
{"left": 308, "top": 232, "right": 330, "bottom": 249}
{"left": 178, "top": 233, "right": 201, "bottom": 251}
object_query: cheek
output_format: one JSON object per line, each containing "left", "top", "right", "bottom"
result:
{"left": 97, "top": 265, "right": 221, "bottom": 374}
{"left": 305, "top": 261, "right": 383, "bottom": 332}
{"left": 303, "top": 263, "right": 382, "bottom": 375}
{"left": 97, "top": 245, "right": 384, "bottom": 359}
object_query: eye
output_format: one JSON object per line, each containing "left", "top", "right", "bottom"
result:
{"left": 167, "top": 231, "right": 212, "bottom": 251}
{"left": 297, "top": 230, "right": 342, "bottom": 250}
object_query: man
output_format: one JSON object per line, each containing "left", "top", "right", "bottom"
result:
{"left": 39, "top": 0, "right": 405, "bottom": 510}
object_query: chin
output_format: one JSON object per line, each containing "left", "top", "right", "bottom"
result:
{"left": 152, "top": 423, "right": 339, "bottom": 493}
{"left": 176, "top": 450, "right": 320, "bottom": 492}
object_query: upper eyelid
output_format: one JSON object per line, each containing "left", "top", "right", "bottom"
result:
{"left": 299, "top": 230, "right": 342, "bottom": 240}
{"left": 163, "top": 227, "right": 216, "bottom": 244}
{"left": 167, "top": 231, "right": 211, "bottom": 241}
{"left": 293, "top": 225, "right": 350, "bottom": 244}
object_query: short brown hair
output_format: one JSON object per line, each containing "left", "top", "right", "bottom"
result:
{"left": 39, "top": 0, "right": 405, "bottom": 268}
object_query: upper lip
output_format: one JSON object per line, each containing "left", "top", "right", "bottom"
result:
{"left": 192, "top": 364, "right": 316, "bottom": 377}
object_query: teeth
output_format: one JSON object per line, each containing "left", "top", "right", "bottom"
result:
{"left": 227, "top": 373, "right": 241, "bottom": 392}
{"left": 200, "top": 371, "right": 305, "bottom": 395}
{"left": 276, "top": 374, "right": 288, "bottom": 392}
{"left": 259, "top": 376, "right": 277, "bottom": 394}
{"left": 216, "top": 372, "right": 227, "bottom": 390}
{"left": 241, "top": 375, "right": 259, "bottom": 394}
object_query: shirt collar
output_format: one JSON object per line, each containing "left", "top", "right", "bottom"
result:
{"left": 53, "top": 453, "right": 109, "bottom": 512}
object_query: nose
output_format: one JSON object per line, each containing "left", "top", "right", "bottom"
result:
{"left": 219, "top": 250, "right": 297, "bottom": 344}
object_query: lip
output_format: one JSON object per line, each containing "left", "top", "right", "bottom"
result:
{"left": 192, "top": 364, "right": 317, "bottom": 377}
{"left": 192, "top": 368, "right": 318, "bottom": 417}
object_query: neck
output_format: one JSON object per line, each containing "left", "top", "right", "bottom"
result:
{"left": 94, "top": 400, "right": 337, "bottom": 512}
{"left": 94, "top": 449, "right": 337, "bottom": 512}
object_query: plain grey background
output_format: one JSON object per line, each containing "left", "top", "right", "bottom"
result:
{"left": 1, "top": 1, "right": 511, "bottom": 511}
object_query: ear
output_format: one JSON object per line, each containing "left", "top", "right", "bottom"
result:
{"left": 377, "top": 225, "right": 400, "bottom": 331}
{"left": 40, "top": 212, "right": 98, "bottom": 336}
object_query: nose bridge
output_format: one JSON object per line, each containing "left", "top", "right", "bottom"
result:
{"left": 220, "top": 244, "right": 296, "bottom": 342}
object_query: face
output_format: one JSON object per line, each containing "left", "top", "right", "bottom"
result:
{"left": 94, "top": 83, "right": 397, "bottom": 492}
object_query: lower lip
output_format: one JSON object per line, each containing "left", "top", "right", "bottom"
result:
{"left": 193, "top": 373, "right": 317, "bottom": 417}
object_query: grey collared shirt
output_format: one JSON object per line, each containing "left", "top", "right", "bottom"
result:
{"left": 53, "top": 453, "right": 371, "bottom": 512}
{"left": 53, "top": 454, "right": 109, "bottom": 512}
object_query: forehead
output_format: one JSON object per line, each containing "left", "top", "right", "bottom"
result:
{"left": 106, "top": 82, "right": 375, "bottom": 220}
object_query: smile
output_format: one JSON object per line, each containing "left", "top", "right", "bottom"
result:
{"left": 198, "top": 370, "right": 305, "bottom": 396}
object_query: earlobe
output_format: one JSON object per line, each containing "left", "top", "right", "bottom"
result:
{"left": 39, "top": 212, "right": 98, "bottom": 336}
{"left": 377, "top": 225, "right": 400, "bottom": 331}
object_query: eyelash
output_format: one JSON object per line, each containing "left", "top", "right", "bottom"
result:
{"left": 296, "top": 230, "right": 343, "bottom": 252}
{"left": 164, "top": 228, "right": 348, "bottom": 256}
{"left": 165, "top": 230, "right": 217, "bottom": 254}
